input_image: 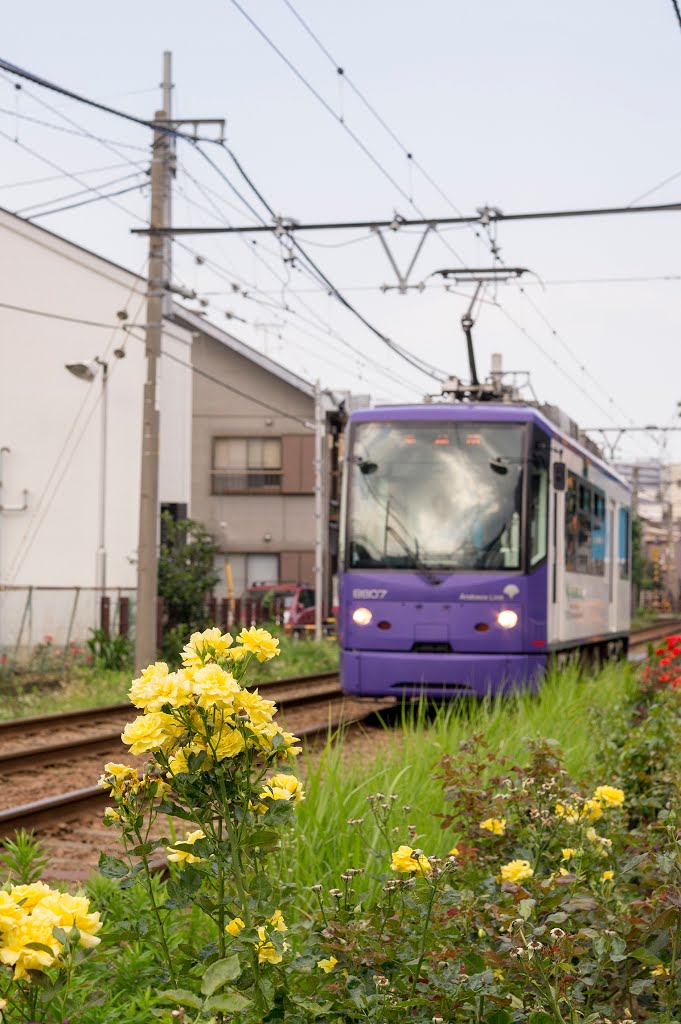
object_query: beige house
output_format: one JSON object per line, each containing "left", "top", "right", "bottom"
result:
{"left": 0, "top": 205, "right": 346, "bottom": 647}
{"left": 172, "top": 308, "right": 324, "bottom": 598}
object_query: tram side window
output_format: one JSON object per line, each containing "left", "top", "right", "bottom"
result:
{"left": 591, "top": 489, "right": 606, "bottom": 577}
{"left": 565, "top": 472, "right": 578, "bottom": 572}
{"left": 576, "top": 482, "right": 592, "bottom": 572}
{"left": 565, "top": 473, "right": 606, "bottom": 576}
{"left": 529, "top": 465, "right": 548, "bottom": 566}
{"left": 618, "top": 507, "right": 630, "bottom": 580}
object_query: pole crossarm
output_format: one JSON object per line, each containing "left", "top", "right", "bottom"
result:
{"left": 130, "top": 200, "right": 681, "bottom": 237}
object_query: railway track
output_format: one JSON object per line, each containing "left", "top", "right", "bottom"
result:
{"left": 0, "top": 622, "right": 678, "bottom": 876}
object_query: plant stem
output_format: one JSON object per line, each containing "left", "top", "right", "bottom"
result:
{"left": 133, "top": 829, "right": 178, "bottom": 987}
{"left": 409, "top": 877, "right": 438, "bottom": 1001}
{"left": 665, "top": 910, "right": 681, "bottom": 1024}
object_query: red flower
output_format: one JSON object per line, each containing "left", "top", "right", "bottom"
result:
{"left": 72, "top": 647, "right": 82, "bottom": 655}
{"left": 43, "top": 633, "right": 54, "bottom": 643}
{"left": 85, "top": 656, "right": 92, "bottom": 664}
{"left": 666, "top": 635, "right": 681, "bottom": 649}
{"left": 656, "top": 647, "right": 665, "bottom": 656}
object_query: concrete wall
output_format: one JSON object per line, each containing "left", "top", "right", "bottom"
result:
{"left": 0, "top": 212, "right": 192, "bottom": 648}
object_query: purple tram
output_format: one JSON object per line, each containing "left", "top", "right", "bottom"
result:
{"left": 338, "top": 403, "right": 631, "bottom": 699}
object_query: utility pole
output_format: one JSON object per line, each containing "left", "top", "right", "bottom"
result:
{"left": 313, "top": 381, "right": 324, "bottom": 641}
{"left": 134, "top": 59, "right": 173, "bottom": 671}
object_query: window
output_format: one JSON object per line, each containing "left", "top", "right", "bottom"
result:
{"left": 212, "top": 438, "right": 282, "bottom": 494}
{"left": 565, "top": 473, "right": 606, "bottom": 576}
{"left": 529, "top": 465, "right": 548, "bottom": 566}
{"left": 618, "top": 507, "right": 630, "bottom": 580}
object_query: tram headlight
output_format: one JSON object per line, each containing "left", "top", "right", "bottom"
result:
{"left": 352, "top": 607, "right": 373, "bottom": 626}
{"left": 497, "top": 609, "right": 518, "bottom": 629}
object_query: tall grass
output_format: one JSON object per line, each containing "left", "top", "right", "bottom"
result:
{"left": 283, "top": 660, "right": 637, "bottom": 906}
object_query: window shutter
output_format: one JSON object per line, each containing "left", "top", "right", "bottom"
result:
{"left": 279, "top": 551, "right": 300, "bottom": 583}
{"left": 281, "top": 436, "right": 301, "bottom": 492}
{"left": 299, "top": 435, "right": 315, "bottom": 493}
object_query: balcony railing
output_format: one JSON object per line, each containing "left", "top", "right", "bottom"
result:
{"left": 211, "top": 469, "right": 283, "bottom": 494}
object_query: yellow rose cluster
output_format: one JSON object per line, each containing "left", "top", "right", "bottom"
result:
{"left": 225, "top": 909, "right": 289, "bottom": 964}
{"left": 0, "top": 881, "right": 101, "bottom": 981}
{"left": 555, "top": 784, "right": 624, "bottom": 824}
{"left": 118, "top": 627, "right": 300, "bottom": 770}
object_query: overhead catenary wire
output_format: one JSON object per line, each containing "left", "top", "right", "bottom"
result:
{"left": 202, "top": 141, "right": 448, "bottom": 382}
{"left": 15, "top": 169, "right": 149, "bottom": 215}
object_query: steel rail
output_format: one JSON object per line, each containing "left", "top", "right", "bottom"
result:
{"left": 0, "top": 711, "right": 373, "bottom": 836}
{"left": 0, "top": 682, "right": 344, "bottom": 772}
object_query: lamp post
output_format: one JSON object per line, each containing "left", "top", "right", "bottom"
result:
{"left": 65, "top": 357, "right": 108, "bottom": 594}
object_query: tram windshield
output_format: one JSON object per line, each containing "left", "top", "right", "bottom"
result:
{"left": 346, "top": 421, "right": 525, "bottom": 572}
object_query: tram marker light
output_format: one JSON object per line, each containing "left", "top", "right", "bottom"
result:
{"left": 497, "top": 609, "right": 518, "bottom": 629}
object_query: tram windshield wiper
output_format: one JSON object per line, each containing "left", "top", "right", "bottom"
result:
{"left": 385, "top": 525, "right": 442, "bottom": 585}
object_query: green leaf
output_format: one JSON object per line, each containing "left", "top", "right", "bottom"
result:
{"left": 159, "top": 989, "right": 203, "bottom": 1010}
{"left": 243, "top": 827, "right": 279, "bottom": 848}
{"left": 203, "top": 991, "right": 252, "bottom": 1013}
{"left": 25, "top": 942, "right": 56, "bottom": 955}
{"left": 200, "top": 955, "right": 242, "bottom": 996}
{"left": 98, "top": 852, "right": 129, "bottom": 878}
{"left": 487, "top": 1010, "right": 513, "bottom": 1024}
{"left": 518, "top": 898, "right": 535, "bottom": 920}
{"left": 630, "top": 946, "right": 662, "bottom": 967}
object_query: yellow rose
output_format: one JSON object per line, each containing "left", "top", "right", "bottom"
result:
{"left": 499, "top": 859, "right": 534, "bottom": 884}
{"left": 0, "top": 904, "right": 60, "bottom": 978}
{"left": 255, "top": 924, "right": 288, "bottom": 964}
{"left": 0, "top": 891, "right": 24, "bottom": 931}
{"left": 593, "top": 785, "right": 624, "bottom": 808}
{"left": 39, "top": 891, "right": 102, "bottom": 947}
{"left": 121, "top": 712, "right": 183, "bottom": 756}
{"left": 268, "top": 909, "right": 287, "bottom": 933}
{"left": 234, "top": 688, "right": 277, "bottom": 726}
{"left": 98, "top": 763, "right": 138, "bottom": 790}
{"left": 104, "top": 807, "right": 120, "bottom": 822}
{"left": 167, "top": 742, "right": 209, "bottom": 775}
{"left": 8, "top": 881, "right": 53, "bottom": 909}
{"left": 128, "top": 662, "right": 170, "bottom": 706}
{"left": 226, "top": 917, "right": 245, "bottom": 936}
{"left": 280, "top": 729, "right": 302, "bottom": 756}
{"left": 129, "top": 666, "right": 192, "bottom": 713}
{"left": 259, "top": 774, "right": 305, "bottom": 804}
{"left": 192, "top": 663, "right": 240, "bottom": 710}
{"left": 182, "top": 628, "right": 233, "bottom": 668}
{"left": 167, "top": 829, "right": 206, "bottom": 864}
{"left": 390, "top": 845, "right": 432, "bottom": 875}
{"left": 479, "top": 817, "right": 506, "bottom": 836}
{"left": 582, "top": 799, "right": 604, "bottom": 822}
{"left": 213, "top": 726, "right": 246, "bottom": 761}
{"left": 235, "top": 626, "right": 281, "bottom": 663}
{"left": 317, "top": 956, "right": 338, "bottom": 973}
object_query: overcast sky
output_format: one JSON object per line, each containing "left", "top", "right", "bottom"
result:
{"left": 2, "top": 0, "right": 681, "bottom": 463}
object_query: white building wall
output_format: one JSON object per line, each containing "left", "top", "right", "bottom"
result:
{"left": 0, "top": 212, "right": 192, "bottom": 649}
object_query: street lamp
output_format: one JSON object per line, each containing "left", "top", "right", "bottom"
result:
{"left": 65, "top": 356, "right": 109, "bottom": 594}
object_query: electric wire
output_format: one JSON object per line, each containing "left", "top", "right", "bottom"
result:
{"left": 0, "top": 126, "right": 148, "bottom": 224}
{"left": 205, "top": 141, "right": 447, "bottom": 381}
{"left": 0, "top": 160, "right": 146, "bottom": 191}
{"left": 29, "top": 179, "right": 149, "bottom": 219}
{"left": 15, "top": 169, "right": 149, "bottom": 215}
{"left": 670, "top": 0, "right": 681, "bottom": 33}
{"left": 0, "top": 57, "right": 214, "bottom": 143}
{"left": 0, "top": 299, "right": 143, "bottom": 330}
{"left": 0, "top": 102, "right": 149, "bottom": 151}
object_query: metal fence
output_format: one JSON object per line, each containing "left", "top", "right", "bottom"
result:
{"left": 0, "top": 586, "right": 296, "bottom": 661}
{"left": 0, "top": 586, "right": 135, "bottom": 660}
